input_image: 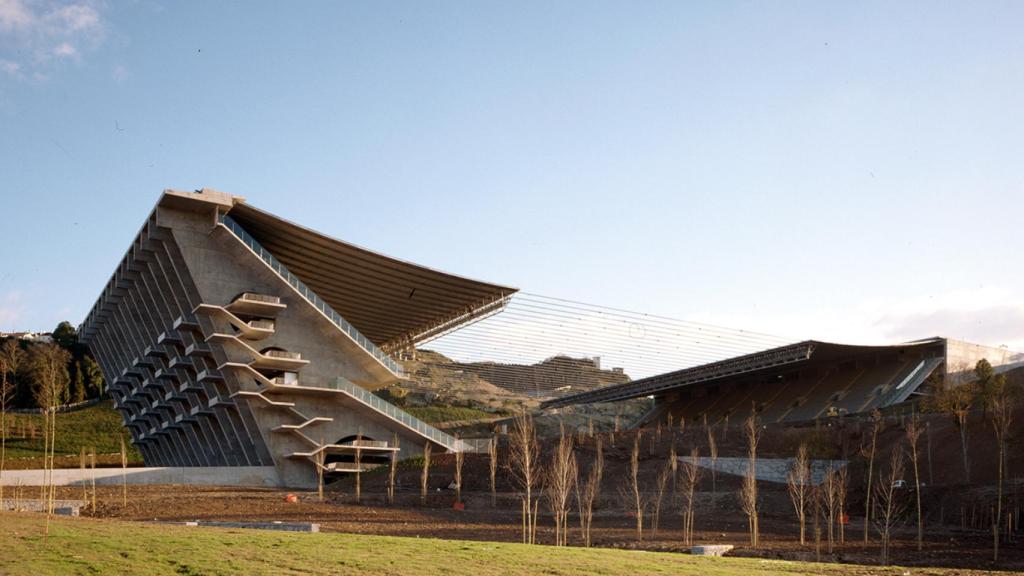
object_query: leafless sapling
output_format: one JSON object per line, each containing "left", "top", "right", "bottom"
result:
{"left": 354, "top": 427, "right": 364, "bottom": 504}
{"left": 621, "top": 431, "right": 645, "bottom": 543}
{"left": 739, "top": 409, "right": 761, "bottom": 547}
{"left": 862, "top": 408, "right": 883, "bottom": 544}
{"left": 316, "top": 436, "right": 326, "bottom": 502}
{"left": 576, "top": 435, "right": 602, "bottom": 547}
{"left": 387, "top": 433, "right": 398, "bottom": 505}
{"left": 488, "top": 434, "right": 498, "bottom": 507}
{"left": 987, "top": 375, "right": 1014, "bottom": 562}
{"left": 873, "top": 445, "right": 907, "bottom": 566}
{"left": 680, "top": 446, "right": 701, "bottom": 546}
{"left": 0, "top": 339, "right": 25, "bottom": 508}
{"left": 652, "top": 458, "right": 671, "bottom": 537}
{"left": 821, "top": 465, "right": 839, "bottom": 553}
{"left": 120, "top": 434, "right": 128, "bottom": 507}
{"left": 904, "top": 411, "right": 924, "bottom": 551}
{"left": 707, "top": 425, "right": 718, "bottom": 493}
{"left": 507, "top": 411, "right": 539, "bottom": 543}
{"left": 836, "top": 464, "right": 848, "bottom": 545}
{"left": 454, "top": 434, "right": 465, "bottom": 506}
{"left": 421, "top": 442, "right": 432, "bottom": 506}
{"left": 546, "top": 424, "right": 576, "bottom": 546}
{"left": 89, "top": 448, "right": 96, "bottom": 513}
{"left": 787, "top": 443, "right": 811, "bottom": 545}
{"left": 31, "top": 343, "right": 70, "bottom": 534}
{"left": 931, "top": 365, "right": 973, "bottom": 482}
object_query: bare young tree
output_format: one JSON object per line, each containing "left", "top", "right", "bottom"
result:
{"left": 931, "top": 365, "right": 973, "bottom": 482}
{"left": 873, "top": 445, "right": 908, "bottom": 566}
{"left": 680, "top": 446, "right": 701, "bottom": 546}
{"left": 668, "top": 440, "right": 678, "bottom": 496}
{"left": 812, "top": 482, "right": 823, "bottom": 561}
{"left": 577, "top": 435, "right": 602, "bottom": 548}
{"left": 454, "top": 434, "right": 465, "bottom": 506}
{"left": 987, "top": 374, "right": 1014, "bottom": 562}
{"left": 821, "top": 465, "right": 839, "bottom": 553}
{"left": 507, "top": 412, "right": 539, "bottom": 544}
{"left": 488, "top": 435, "right": 498, "bottom": 507}
{"left": 316, "top": 436, "right": 326, "bottom": 502}
{"left": 739, "top": 410, "right": 761, "bottom": 547}
{"left": 621, "top": 431, "right": 645, "bottom": 543}
{"left": 421, "top": 442, "right": 432, "bottom": 506}
{"left": 89, "top": 448, "right": 96, "bottom": 513}
{"left": 787, "top": 443, "right": 811, "bottom": 545}
{"left": 387, "top": 433, "right": 399, "bottom": 505}
{"left": 904, "top": 411, "right": 924, "bottom": 551}
{"left": 354, "top": 427, "right": 364, "bottom": 504}
{"left": 651, "top": 458, "right": 671, "bottom": 537}
{"left": 862, "top": 409, "right": 883, "bottom": 544}
{"left": 0, "top": 339, "right": 25, "bottom": 508}
{"left": 546, "top": 424, "right": 576, "bottom": 546}
{"left": 30, "top": 343, "right": 70, "bottom": 534}
{"left": 119, "top": 434, "right": 128, "bottom": 507}
{"left": 79, "top": 446, "right": 87, "bottom": 503}
{"left": 706, "top": 425, "right": 718, "bottom": 494}
{"left": 836, "top": 465, "right": 848, "bottom": 546}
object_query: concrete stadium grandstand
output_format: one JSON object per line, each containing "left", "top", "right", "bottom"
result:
{"left": 79, "top": 189, "right": 515, "bottom": 487}
{"left": 542, "top": 338, "right": 1024, "bottom": 426}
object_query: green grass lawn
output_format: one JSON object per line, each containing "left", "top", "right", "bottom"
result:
{"left": 3, "top": 404, "right": 142, "bottom": 464}
{"left": 0, "top": 513, "right": 969, "bottom": 576}
{"left": 404, "top": 405, "right": 506, "bottom": 424}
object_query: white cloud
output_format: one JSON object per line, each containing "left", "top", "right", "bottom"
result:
{"left": 48, "top": 2, "right": 98, "bottom": 31}
{"left": 0, "top": 57, "right": 19, "bottom": 75}
{"left": 111, "top": 62, "right": 125, "bottom": 81}
{"left": 52, "top": 39, "right": 75, "bottom": 57}
{"left": 687, "top": 286, "right": 1024, "bottom": 352}
{"left": 0, "top": 0, "right": 104, "bottom": 77}
{"left": 0, "top": 0, "right": 34, "bottom": 32}
{"left": 873, "top": 287, "right": 1024, "bottom": 351}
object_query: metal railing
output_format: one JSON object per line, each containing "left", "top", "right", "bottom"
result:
{"left": 330, "top": 377, "right": 464, "bottom": 452}
{"left": 218, "top": 214, "right": 403, "bottom": 376}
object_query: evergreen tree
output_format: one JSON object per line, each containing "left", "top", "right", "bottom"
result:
{"left": 52, "top": 321, "right": 78, "bottom": 349}
{"left": 71, "top": 361, "right": 86, "bottom": 403}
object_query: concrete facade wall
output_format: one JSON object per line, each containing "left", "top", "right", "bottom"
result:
{"left": 79, "top": 202, "right": 275, "bottom": 469}
{"left": 157, "top": 201, "right": 430, "bottom": 488}
{"left": 0, "top": 466, "right": 279, "bottom": 487}
{"left": 945, "top": 338, "right": 1024, "bottom": 376}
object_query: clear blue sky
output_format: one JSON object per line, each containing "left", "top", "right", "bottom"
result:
{"left": 1, "top": 1, "right": 1022, "bottom": 349}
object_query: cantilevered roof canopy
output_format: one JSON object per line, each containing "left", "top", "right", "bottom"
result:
{"left": 225, "top": 201, "right": 516, "bottom": 351}
{"left": 541, "top": 338, "right": 946, "bottom": 409}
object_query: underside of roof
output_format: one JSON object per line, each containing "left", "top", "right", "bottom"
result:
{"left": 225, "top": 202, "right": 516, "bottom": 352}
{"left": 542, "top": 338, "right": 946, "bottom": 409}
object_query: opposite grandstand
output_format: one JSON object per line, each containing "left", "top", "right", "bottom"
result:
{"left": 543, "top": 337, "right": 1024, "bottom": 426}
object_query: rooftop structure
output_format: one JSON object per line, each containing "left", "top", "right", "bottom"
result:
{"left": 79, "top": 189, "right": 514, "bottom": 487}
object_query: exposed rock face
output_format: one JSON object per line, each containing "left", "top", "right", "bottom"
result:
{"left": 452, "top": 354, "right": 631, "bottom": 397}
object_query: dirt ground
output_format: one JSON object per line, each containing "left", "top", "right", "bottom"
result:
{"left": 10, "top": 481, "right": 1015, "bottom": 573}
{"left": 7, "top": 406, "right": 1022, "bottom": 572}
